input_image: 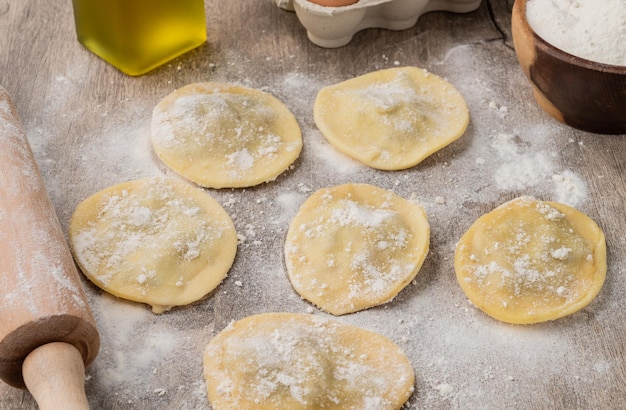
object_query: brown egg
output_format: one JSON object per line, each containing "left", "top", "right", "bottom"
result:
{"left": 307, "top": 0, "right": 359, "bottom": 6}
{"left": 511, "top": 0, "right": 626, "bottom": 134}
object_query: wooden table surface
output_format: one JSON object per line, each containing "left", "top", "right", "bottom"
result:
{"left": 1, "top": 0, "right": 625, "bottom": 409}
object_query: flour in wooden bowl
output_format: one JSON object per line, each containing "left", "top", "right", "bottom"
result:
{"left": 526, "top": 0, "right": 626, "bottom": 66}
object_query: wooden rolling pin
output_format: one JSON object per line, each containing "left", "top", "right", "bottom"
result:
{"left": 0, "top": 86, "right": 100, "bottom": 409}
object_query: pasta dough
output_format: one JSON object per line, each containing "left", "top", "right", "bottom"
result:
{"left": 68, "top": 178, "right": 237, "bottom": 313}
{"left": 314, "top": 66, "right": 469, "bottom": 170}
{"left": 203, "top": 312, "right": 415, "bottom": 410}
{"left": 285, "top": 183, "right": 430, "bottom": 315}
{"left": 455, "top": 196, "right": 606, "bottom": 324}
{"left": 151, "top": 82, "right": 302, "bottom": 188}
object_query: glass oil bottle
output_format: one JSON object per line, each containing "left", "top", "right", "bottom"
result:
{"left": 72, "top": 0, "right": 206, "bottom": 76}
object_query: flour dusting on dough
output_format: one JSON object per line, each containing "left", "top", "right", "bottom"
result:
{"left": 204, "top": 313, "right": 414, "bottom": 409}
{"left": 150, "top": 83, "right": 302, "bottom": 188}
{"left": 69, "top": 178, "right": 238, "bottom": 313}
{"left": 285, "top": 184, "right": 429, "bottom": 315}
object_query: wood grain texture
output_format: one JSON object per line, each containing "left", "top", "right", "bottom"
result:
{"left": 22, "top": 343, "right": 90, "bottom": 410}
{"left": 1, "top": 0, "right": 625, "bottom": 409}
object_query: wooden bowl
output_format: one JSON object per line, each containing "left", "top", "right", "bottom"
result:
{"left": 511, "top": 0, "right": 626, "bottom": 135}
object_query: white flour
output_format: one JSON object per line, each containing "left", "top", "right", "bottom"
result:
{"left": 490, "top": 133, "right": 588, "bottom": 207}
{"left": 526, "top": 0, "right": 626, "bottom": 66}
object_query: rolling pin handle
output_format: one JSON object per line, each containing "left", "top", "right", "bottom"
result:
{"left": 22, "top": 342, "right": 91, "bottom": 410}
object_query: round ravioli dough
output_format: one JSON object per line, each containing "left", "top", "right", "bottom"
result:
{"left": 204, "top": 312, "right": 415, "bottom": 410}
{"left": 285, "top": 183, "right": 430, "bottom": 315}
{"left": 455, "top": 196, "right": 606, "bottom": 324}
{"left": 68, "top": 178, "right": 238, "bottom": 313}
{"left": 151, "top": 82, "right": 302, "bottom": 188}
{"left": 313, "top": 66, "right": 469, "bottom": 170}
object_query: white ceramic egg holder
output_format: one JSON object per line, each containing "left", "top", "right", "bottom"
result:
{"left": 276, "top": 0, "right": 482, "bottom": 48}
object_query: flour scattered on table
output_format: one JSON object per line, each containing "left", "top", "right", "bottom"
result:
{"left": 90, "top": 295, "right": 174, "bottom": 385}
{"left": 551, "top": 170, "right": 588, "bottom": 206}
{"left": 273, "top": 191, "right": 305, "bottom": 225}
{"left": 87, "top": 294, "right": 209, "bottom": 408}
{"left": 310, "top": 130, "right": 365, "bottom": 174}
{"left": 526, "top": 0, "right": 626, "bottom": 66}
{"left": 434, "top": 383, "right": 455, "bottom": 397}
{"left": 489, "top": 133, "right": 588, "bottom": 207}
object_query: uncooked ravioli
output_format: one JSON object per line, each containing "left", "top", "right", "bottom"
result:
{"left": 284, "top": 183, "right": 430, "bottom": 315}
{"left": 455, "top": 196, "right": 606, "bottom": 324}
{"left": 151, "top": 82, "right": 302, "bottom": 189}
{"left": 203, "top": 312, "right": 415, "bottom": 410}
{"left": 68, "top": 178, "right": 237, "bottom": 313}
{"left": 314, "top": 66, "right": 469, "bottom": 170}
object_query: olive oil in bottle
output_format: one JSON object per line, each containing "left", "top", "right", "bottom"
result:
{"left": 72, "top": 0, "right": 206, "bottom": 76}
